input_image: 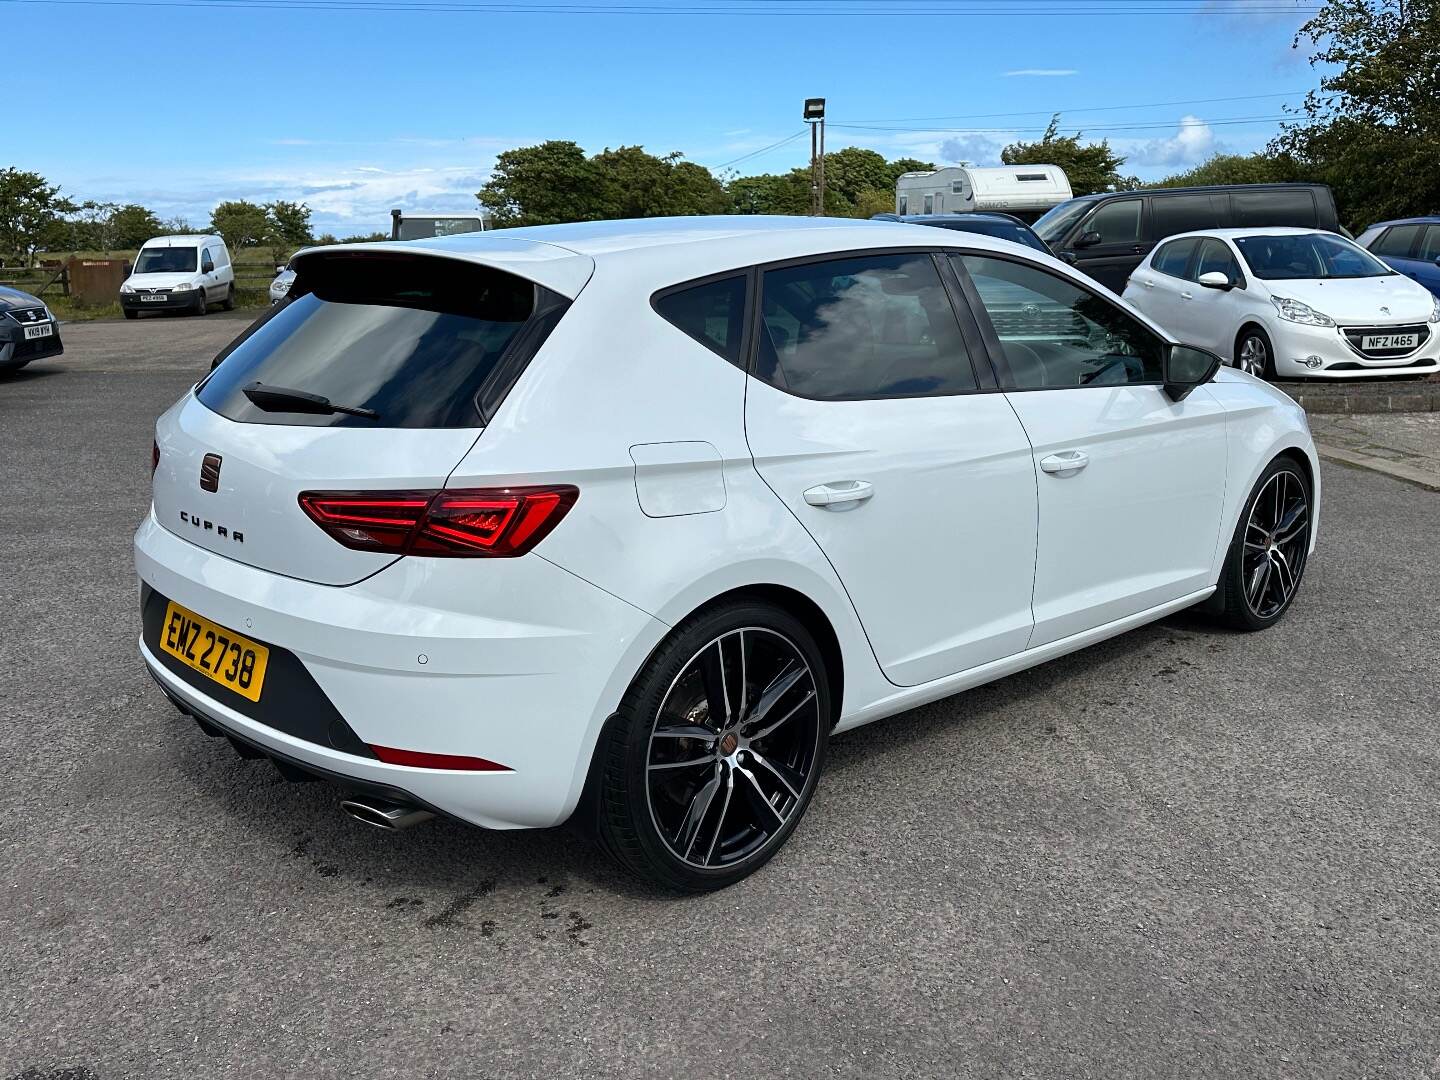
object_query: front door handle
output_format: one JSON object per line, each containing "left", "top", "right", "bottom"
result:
{"left": 1039, "top": 451, "right": 1089, "bottom": 478}
{"left": 803, "top": 480, "right": 875, "bottom": 510}
{"left": 1179, "top": 291, "right": 1194, "bottom": 300}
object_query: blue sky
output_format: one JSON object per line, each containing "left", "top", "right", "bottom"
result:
{"left": 12, "top": 0, "right": 1322, "bottom": 235}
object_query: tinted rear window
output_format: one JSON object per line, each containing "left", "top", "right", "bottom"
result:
{"left": 653, "top": 275, "right": 748, "bottom": 368}
{"left": 1151, "top": 194, "right": 1221, "bottom": 238}
{"left": 197, "top": 254, "right": 537, "bottom": 428}
{"left": 1372, "top": 224, "right": 1422, "bottom": 257}
{"left": 1232, "top": 190, "right": 1318, "bottom": 228}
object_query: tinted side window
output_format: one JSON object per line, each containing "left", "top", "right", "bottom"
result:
{"left": 1151, "top": 195, "right": 1220, "bottom": 239}
{"left": 653, "top": 275, "right": 748, "bottom": 369}
{"left": 756, "top": 252, "right": 978, "bottom": 400}
{"left": 1083, "top": 200, "right": 1142, "bottom": 244}
{"left": 1232, "top": 190, "right": 1317, "bottom": 228}
{"left": 1419, "top": 226, "right": 1440, "bottom": 262}
{"left": 1153, "top": 238, "right": 1198, "bottom": 277}
{"left": 957, "top": 255, "right": 1164, "bottom": 390}
{"left": 1373, "top": 225, "right": 1422, "bottom": 257}
{"left": 1195, "top": 239, "right": 1241, "bottom": 282}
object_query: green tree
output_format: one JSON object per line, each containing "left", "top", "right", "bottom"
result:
{"left": 852, "top": 189, "right": 898, "bottom": 219}
{"left": 1156, "top": 152, "right": 1309, "bottom": 188}
{"left": 1270, "top": 0, "right": 1440, "bottom": 228}
{"left": 264, "top": 200, "right": 314, "bottom": 262}
{"left": 478, "top": 141, "right": 600, "bottom": 226}
{"left": 1002, "top": 117, "right": 1137, "bottom": 196}
{"left": 109, "top": 204, "right": 165, "bottom": 249}
{"left": 728, "top": 171, "right": 809, "bottom": 215}
{"left": 209, "top": 199, "right": 270, "bottom": 249}
{"left": 0, "top": 168, "right": 76, "bottom": 263}
{"left": 479, "top": 141, "right": 732, "bottom": 225}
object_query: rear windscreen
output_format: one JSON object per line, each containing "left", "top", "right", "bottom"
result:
{"left": 197, "top": 254, "right": 537, "bottom": 428}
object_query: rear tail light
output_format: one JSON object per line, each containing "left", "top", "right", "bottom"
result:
{"left": 298, "top": 486, "right": 578, "bottom": 558}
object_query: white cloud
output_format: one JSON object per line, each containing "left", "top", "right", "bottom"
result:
{"left": 1118, "top": 115, "right": 1219, "bottom": 167}
{"left": 938, "top": 132, "right": 1014, "bottom": 166}
{"left": 1004, "top": 68, "right": 1078, "bottom": 77}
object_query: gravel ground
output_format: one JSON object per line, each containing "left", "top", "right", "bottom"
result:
{"left": 3, "top": 319, "right": 1439, "bottom": 1080}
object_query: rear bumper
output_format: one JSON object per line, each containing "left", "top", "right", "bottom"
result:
{"left": 134, "top": 508, "right": 665, "bottom": 829}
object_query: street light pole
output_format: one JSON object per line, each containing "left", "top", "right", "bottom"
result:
{"left": 804, "top": 97, "right": 826, "bottom": 216}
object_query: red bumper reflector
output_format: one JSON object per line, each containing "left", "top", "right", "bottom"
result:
{"left": 369, "top": 744, "right": 512, "bottom": 772}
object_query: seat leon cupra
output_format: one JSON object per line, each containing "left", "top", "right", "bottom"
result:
{"left": 136, "top": 216, "right": 1320, "bottom": 891}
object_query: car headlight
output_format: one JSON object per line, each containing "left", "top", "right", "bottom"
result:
{"left": 120, "top": 283, "right": 135, "bottom": 295}
{"left": 1430, "top": 294, "right": 1440, "bottom": 324}
{"left": 1270, "top": 295, "right": 1335, "bottom": 327}
{"left": 171, "top": 282, "right": 194, "bottom": 292}
{"left": 273, "top": 279, "right": 291, "bottom": 294}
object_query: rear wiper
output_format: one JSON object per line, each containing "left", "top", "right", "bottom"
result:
{"left": 242, "top": 382, "right": 379, "bottom": 420}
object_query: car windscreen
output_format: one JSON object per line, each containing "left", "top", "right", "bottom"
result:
{"left": 1033, "top": 199, "right": 1091, "bottom": 244}
{"left": 197, "top": 254, "right": 538, "bottom": 428}
{"left": 1233, "top": 233, "right": 1396, "bottom": 280}
{"left": 134, "top": 247, "right": 198, "bottom": 274}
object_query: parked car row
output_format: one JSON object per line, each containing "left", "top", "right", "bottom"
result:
{"left": 891, "top": 185, "right": 1439, "bottom": 381}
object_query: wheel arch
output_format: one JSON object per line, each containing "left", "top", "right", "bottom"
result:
{"left": 1234, "top": 320, "right": 1270, "bottom": 363}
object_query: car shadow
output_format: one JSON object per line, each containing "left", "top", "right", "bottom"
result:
{"left": 153, "top": 608, "right": 1239, "bottom": 907}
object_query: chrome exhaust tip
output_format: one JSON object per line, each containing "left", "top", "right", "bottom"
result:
{"left": 339, "top": 798, "right": 435, "bottom": 832}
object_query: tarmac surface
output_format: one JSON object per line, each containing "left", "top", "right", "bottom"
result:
{"left": 3, "top": 315, "right": 1439, "bottom": 1079}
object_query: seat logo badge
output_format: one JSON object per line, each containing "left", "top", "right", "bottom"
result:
{"left": 200, "top": 453, "right": 222, "bottom": 493}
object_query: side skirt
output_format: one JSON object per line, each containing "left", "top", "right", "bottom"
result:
{"left": 833, "top": 587, "right": 1216, "bottom": 734}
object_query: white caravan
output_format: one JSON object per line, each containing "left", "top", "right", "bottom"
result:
{"left": 896, "top": 165, "right": 1072, "bottom": 222}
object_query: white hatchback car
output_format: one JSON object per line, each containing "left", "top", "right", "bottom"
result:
{"left": 136, "top": 217, "right": 1319, "bottom": 891}
{"left": 1123, "top": 227, "right": 1440, "bottom": 380}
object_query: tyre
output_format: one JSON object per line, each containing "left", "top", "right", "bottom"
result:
{"left": 592, "top": 601, "right": 830, "bottom": 892}
{"left": 1212, "top": 456, "right": 1312, "bottom": 631}
{"left": 1235, "top": 325, "right": 1276, "bottom": 380}
{"left": 194, "top": 289, "right": 207, "bottom": 316}
{"left": 221, "top": 284, "right": 235, "bottom": 311}
{"left": 123, "top": 309, "right": 138, "bottom": 320}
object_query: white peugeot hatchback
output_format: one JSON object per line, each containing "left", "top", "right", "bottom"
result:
{"left": 137, "top": 217, "right": 1319, "bottom": 891}
{"left": 1123, "top": 227, "right": 1440, "bottom": 380}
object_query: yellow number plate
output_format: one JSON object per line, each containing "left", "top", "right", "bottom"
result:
{"left": 159, "top": 601, "right": 269, "bottom": 702}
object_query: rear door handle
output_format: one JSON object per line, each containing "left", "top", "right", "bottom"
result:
{"left": 803, "top": 480, "right": 874, "bottom": 510}
{"left": 1142, "top": 279, "right": 1156, "bottom": 289}
{"left": 1180, "top": 291, "right": 1194, "bottom": 300}
{"left": 1039, "top": 451, "right": 1089, "bottom": 478}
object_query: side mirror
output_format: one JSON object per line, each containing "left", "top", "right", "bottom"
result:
{"left": 1073, "top": 230, "right": 1103, "bottom": 249}
{"left": 1164, "top": 344, "right": 1222, "bottom": 402}
{"left": 1197, "top": 271, "right": 1233, "bottom": 291}
{"left": 276, "top": 265, "right": 288, "bottom": 275}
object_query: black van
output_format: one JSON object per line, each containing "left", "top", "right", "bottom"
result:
{"left": 1034, "top": 184, "right": 1340, "bottom": 293}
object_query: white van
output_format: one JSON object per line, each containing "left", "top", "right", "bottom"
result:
{"left": 120, "top": 234, "right": 235, "bottom": 318}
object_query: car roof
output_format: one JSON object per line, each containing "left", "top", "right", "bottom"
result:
{"left": 896, "top": 213, "right": 1028, "bottom": 225}
{"left": 305, "top": 215, "right": 1043, "bottom": 298}
{"left": 1364, "top": 215, "right": 1440, "bottom": 229}
{"left": 1160, "top": 227, "right": 1332, "bottom": 242}
{"left": 141, "top": 234, "right": 222, "bottom": 248}
{"left": 1067, "top": 183, "right": 1326, "bottom": 203}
